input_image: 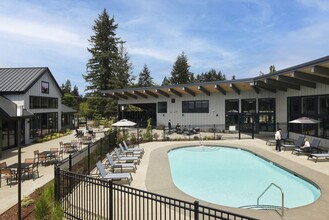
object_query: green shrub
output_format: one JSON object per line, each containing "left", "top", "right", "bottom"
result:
{"left": 130, "top": 133, "right": 137, "bottom": 145}
{"left": 21, "top": 196, "right": 34, "bottom": 208}
{"left": 35, "top": 181, "right": 64, "bottom": 220}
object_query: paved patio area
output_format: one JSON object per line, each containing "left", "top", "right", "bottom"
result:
{"left": 1, "top": 131, "right": 329, "bottom": 219}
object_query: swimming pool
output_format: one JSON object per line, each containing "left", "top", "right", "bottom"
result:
{"left": 168, "top": 146, "right": 320, "bottom": 209}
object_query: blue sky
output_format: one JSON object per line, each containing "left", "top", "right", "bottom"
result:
{"left": 1, "top": 0, "right": 329, "bottom": 94}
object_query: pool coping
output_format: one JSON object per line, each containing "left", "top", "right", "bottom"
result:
{"left": 145, "top": 139, "right": 329, "bottom": 220}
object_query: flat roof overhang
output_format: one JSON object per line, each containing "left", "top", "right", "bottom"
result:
{"left": 102, "top": 55, "right": 329, "bottom": 100}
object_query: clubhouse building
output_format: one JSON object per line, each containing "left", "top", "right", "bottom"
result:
{"left": 0, "top": 67, "right": 76, "bottom": 153}
{"left": 104, "top": 55, "right": 329, "bottom": 145}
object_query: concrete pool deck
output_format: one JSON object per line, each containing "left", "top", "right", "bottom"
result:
{"left": 130, "top": 138, "right": 329, "bottom": 220}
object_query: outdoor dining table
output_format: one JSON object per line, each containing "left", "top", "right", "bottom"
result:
{"left": 39, "top": 151, "right": 57, "bottom": 164}
{"left": 6, "top": 162, "right": 33, "bottom": 182}
{"left": 63, "top": 142, "right": 78, "bottom": 153}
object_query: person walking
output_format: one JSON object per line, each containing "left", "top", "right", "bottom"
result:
{"left": 275, "top": 128, "right": 282, "bottom": 152}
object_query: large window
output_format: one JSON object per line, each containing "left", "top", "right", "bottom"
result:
{"left": 30, "top": 96, "right": 58, "bottom": 109}
{"left": 182, "top": 100, "right": 209, "bottom": 113}
{"left": 258, "top": 98, "right": 275, "bottom": 131}
{"left": 30, "top": 113, "right": 58, "bottom": 138}
{"left": 225, "top": 99, "right": 239, "bottom": 128}
{"left": 241, "top": 99, "right": 256, "bottom": 113}
{"left": 158, "top": 102, "right": 167, "bottom": 113}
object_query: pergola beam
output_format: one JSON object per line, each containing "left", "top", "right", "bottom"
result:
{"left": 144, "top": 90, "right": 158, "bottom": 98}
{"left": 106, "top": 93, "right": 119, "bottom": 100}
{"left": 123, "top": 92, "right": 137, "bottom": 99}
{"left": 230, "top": 83, "right": 240, "bottom": 94}
{"left": 168, "top": 88, "right": 182, "bottom": 97}
{"left": 156, "top": 89, "right": 170, "bottom": 98}
{"left": 214, "top": 84, "right": 226, "bottom": 95}
{"left": 252, "top": 81, "right": 276, "bottom": 93}
{"left": 277, "top": 75, "right": 316, "bottom": 88}
{"left": 182, "top": 87, "right": 195, "bottom": 96}
{"left": 113, "top": 92, "right": 128, "bottom": 100}
{"left": 293, "top": 71, "right": 329, "bottom": 85}
{"left": 265, "top": 78, "right": 300, "bottom": 90}
{"left": 311, "top": 65, "right": 329, "bottom": 77}
{"left": 198, "top": 86, "right": 210, "bottom": 96}
{"left": 133, "top": 91, "right": 147, "bottom": 99}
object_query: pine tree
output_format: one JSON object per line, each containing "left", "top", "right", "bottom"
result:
{"left": 138, "top": 64, "right": 154, "bottom": 87}
{"left": 84, "top": 9, "right": 120, "bottom": 93}
{"left": 83, "top": 9, "right": 130, "bottom": 117}
{"left": 61, "top": 80, "right": 72, "bottom": 94}
{"left": 161, "top": 76, "right": 171, "bottom": 86}
{"left": 170, "top": 52, "right": 190, "bottom": 84}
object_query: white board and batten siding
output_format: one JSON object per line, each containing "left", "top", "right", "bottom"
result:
{"left": 3, "top": 71, "right": 63, "bottom": 144}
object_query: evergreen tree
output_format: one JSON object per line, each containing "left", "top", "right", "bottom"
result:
{"left": 269, "top": 65, "right": 276, "bottom": 73}
{"left": 161, "top": 76, "right": 171, "bottom": 86}
{"left": 138, "top": 64, "right": 154, "bottom": 87}
{"left": 83, "top": 9, "right": 128, "bottom": 117}
{"left": 170, "top": 52, "right": 190, "bottom": 84}
{"left": 61, "top": 80, "right": 72, "bottom": 94}
{"left": 116, "top": 41, "right": 135, "bottom": 88}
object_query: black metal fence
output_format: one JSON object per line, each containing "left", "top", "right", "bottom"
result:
{"left": 55, "top": 170, "right": 258, "bottom": 220}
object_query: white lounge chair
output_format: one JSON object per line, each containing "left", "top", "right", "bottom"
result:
{"left": 123, "top": 140, "right": 144, "bottom": 153}
{"left": 106, "top": 153, "right": 136, "bottom": 173}
{"left": 119, "top": 143, "right": 143, "bottom": 158}
{"left": 114, "top": 148, "right": 140, "bottom": 165}
{"left": 95, "top": 161, "right": 132, "bottom": 185}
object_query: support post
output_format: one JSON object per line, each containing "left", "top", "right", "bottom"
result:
{"left": 69, "top": 154, "right": 72, "bottom": 172}
{"left": 17, "top": 119, "right": 22, "bottom": 220}
{"left": 194, "top": 201, "right": 199, "bottom": 220}
{"left": 88, "top": 144, "right": 91, "bottom": 174}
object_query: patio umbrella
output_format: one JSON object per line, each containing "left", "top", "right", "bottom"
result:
{"left": 289, "top": 117, "right": 319, "bottom": 135}
{"left": 289, "top": 117, "right": 319, "bottom": 124}
{"left": 112, "top": 119, "right": 136, "bottom": 127}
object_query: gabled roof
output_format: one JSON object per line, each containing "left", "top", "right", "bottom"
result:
{"left": 0, "top": 67, "right": 63, "bottom": 96}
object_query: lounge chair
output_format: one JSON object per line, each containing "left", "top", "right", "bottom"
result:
{"left": 95, "top": 161, "right": 132, "bottom": 185}
{"left": 119, "top": 143, "right": 143, "bottom": 158}
{"left": 123, "top": 140, "right": 144, "bottom": 153}
{"left": 308, "top": 151, "right": 329, "bottom": 163}
{"left": 114, "top": 148, "right": 140, "bottom": 165}
{"left": 292, "top": 139, "right": 321, "bottom": 156}
{"left": 281, "top": 136, "right": 304, "bottom": 151}
{"left": 106, "top": 153, "right": 136, "bottom": 173}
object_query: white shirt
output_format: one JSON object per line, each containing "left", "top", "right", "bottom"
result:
{"left": 303, "top": 141, "right": 310, "bottom": 148}
{"left": 275, "top": 131, "right": 281, "bottom": 140}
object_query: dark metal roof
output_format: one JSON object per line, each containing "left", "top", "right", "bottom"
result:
{"left": 102, "top": 55, "right": 329, "bottom": 99}
{"left": 62, "top": 104, "right": 77, "bottom": 113}
{"left": 0, "top": 67, "right": 63, "bottom": 96}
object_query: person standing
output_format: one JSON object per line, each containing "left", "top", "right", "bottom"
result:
{"left": 168, "top": 120, "right": 172, "bottom": 134}
{"left": 275, "top": 128, "right": 282, "bottom": 152}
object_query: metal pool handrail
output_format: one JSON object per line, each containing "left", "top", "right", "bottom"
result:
{"left": 257, "top": 182, "right": 284, "bottom": 217}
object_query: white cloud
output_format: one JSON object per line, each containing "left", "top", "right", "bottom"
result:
{"left": 0, "top": 15, "right": 87, "bottom": 48}
{"left": 297, "top": 0, "right": 329, "bottom": 11}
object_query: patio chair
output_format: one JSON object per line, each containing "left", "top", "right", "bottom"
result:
{"left": 308, "top": 150, "right": 329, "bottom": 163}
{"left": 114, "top": 148, "right": 140, "bottom": 165}
{"left": 106, "top": 153, "right": 136, "bottom": 173}
{"left": 0, "top": 163, "right": 17, "bottom": 187}
{"left": 281, "top": 136, "right": 304, "bottom": 151}
{"left": 95, "top": 161, "right": 132, "bottom": 185}
{"left": 122, "top": 140, "right": 144, "bottom": 153}
{"left": 119, "top": 143, "right": 143, "bottom": 158}
{"left": 24, "top": 158, "right": 39, "bottom": 180}
{"left": 50, "top": 148, "right": 60, "bottom": 163}
{"left": 292, "top": 139, "right": 321, "bottom": 156}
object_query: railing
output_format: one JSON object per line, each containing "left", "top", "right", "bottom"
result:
{"left": 55, "top": 170, "right": 258, "bottom": 220}
{"left": 257, "top": 183, "right": 284, "bottom": 217}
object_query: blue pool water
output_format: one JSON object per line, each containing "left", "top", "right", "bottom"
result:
{"left": 168, "top": 146, "right": 320, "bottom": 208}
